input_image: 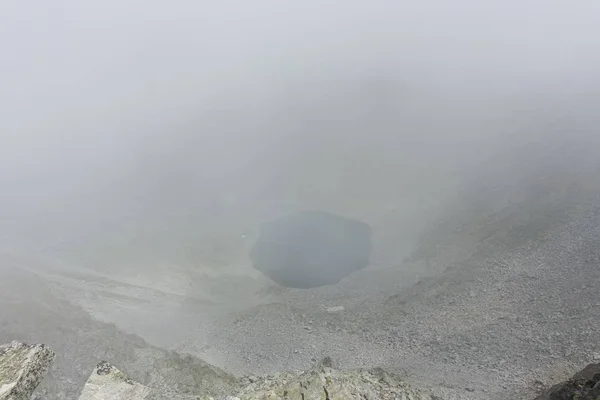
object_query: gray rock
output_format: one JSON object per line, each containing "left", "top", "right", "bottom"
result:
{"left": 234, "top": 361, "right": 431, "bottom": 400}
{"left": 145, "top": 350, "right": 237, "bottom": 399}
{"left": 535, "top": 363, "right": 600, "bottom": 400}
{"left": 0, "top": 341, "right": 55, "bottom": 400}
{"left": 78, "top": 361, "right": 150, "bottom": 400}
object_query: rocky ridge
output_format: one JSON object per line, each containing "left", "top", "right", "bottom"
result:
{"left": 1, "top": 342, "right": 433, "bottom": 400}
{"left": 4, "top": 339, "right": 600, "bottom": 400}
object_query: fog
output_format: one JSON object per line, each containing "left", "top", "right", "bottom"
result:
{"left": 0, "top": 2, "right": 597, "bottom": 282}
{"left": 3, "top": 1, "right": 600, "bottom": 397}
{"left": 0, "top": 0, "right": 599, "bottom": 281}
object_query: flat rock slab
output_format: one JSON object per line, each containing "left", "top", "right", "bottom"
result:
{"left": 78, "top": 361, "right": 150, "bottom": 400}
{"left": 0, "top": 341, "right": 55, "bottom": 400}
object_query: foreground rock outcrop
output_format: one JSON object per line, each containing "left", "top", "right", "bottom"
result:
{"left": 232, "top": 359, "right": 432, "bottom": 400}
{"left": 0, "top": 341, "right": 432, "bottom": 400}
{"left": 535, "top": 363, "right": 600, "bottom": 400}
{"left": 6, "top": 338, "right": 600, "bottom": 400}
{"left": 0, "top": 341, "right": 55, "bottom": 400}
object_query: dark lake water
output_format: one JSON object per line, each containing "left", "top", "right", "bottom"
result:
{"left": 250, "top": 210, "right": 372, "bottom": 288}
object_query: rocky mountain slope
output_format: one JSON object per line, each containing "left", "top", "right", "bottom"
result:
{"left": 186, "top": 130, "right": 600, "bottom": 399}
{"left": 1, "top": 339, "right": 435, "bottom": 400}
{"left": 2, "top": 127, "right": 600, "bottom": 399}
{"left": 0, "top": 264, "right": 236, "bottom": 400}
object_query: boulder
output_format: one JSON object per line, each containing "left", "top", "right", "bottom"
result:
{"left": 0, "top": 341, "right": 55, "bottom": 400}
{"left": 78, "top": 361, "right": 150, "bottom": 400}
{"left": 535, "top": 363, "right": 600, "bottom": 400}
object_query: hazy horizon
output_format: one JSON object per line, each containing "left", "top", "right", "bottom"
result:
{"left": 2, "top": 0, "right": 600, "bottom": 265}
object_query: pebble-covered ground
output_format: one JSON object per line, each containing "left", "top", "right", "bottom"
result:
{"left": 189, "top": 134, "right": 600, "bottom": 400}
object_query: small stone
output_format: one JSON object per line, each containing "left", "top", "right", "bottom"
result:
{"left": 96, "top": 360, "right": 112, "bottom": 375}
{"left": 533, "top": 379, "right": 545, "bottom": 390}
{"left": 593, "top": 352, "right": 600, "bottom": 361}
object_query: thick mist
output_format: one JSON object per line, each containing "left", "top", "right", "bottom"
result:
{"left": 3, "top": 3, "right": 600, "bottom": 399}
{"left": 1, "top": 0, "right": 600, "bottom": 272}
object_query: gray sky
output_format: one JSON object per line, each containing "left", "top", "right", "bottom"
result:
{"left": 1, "top": 0, "right": 600, "bottom": 252}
